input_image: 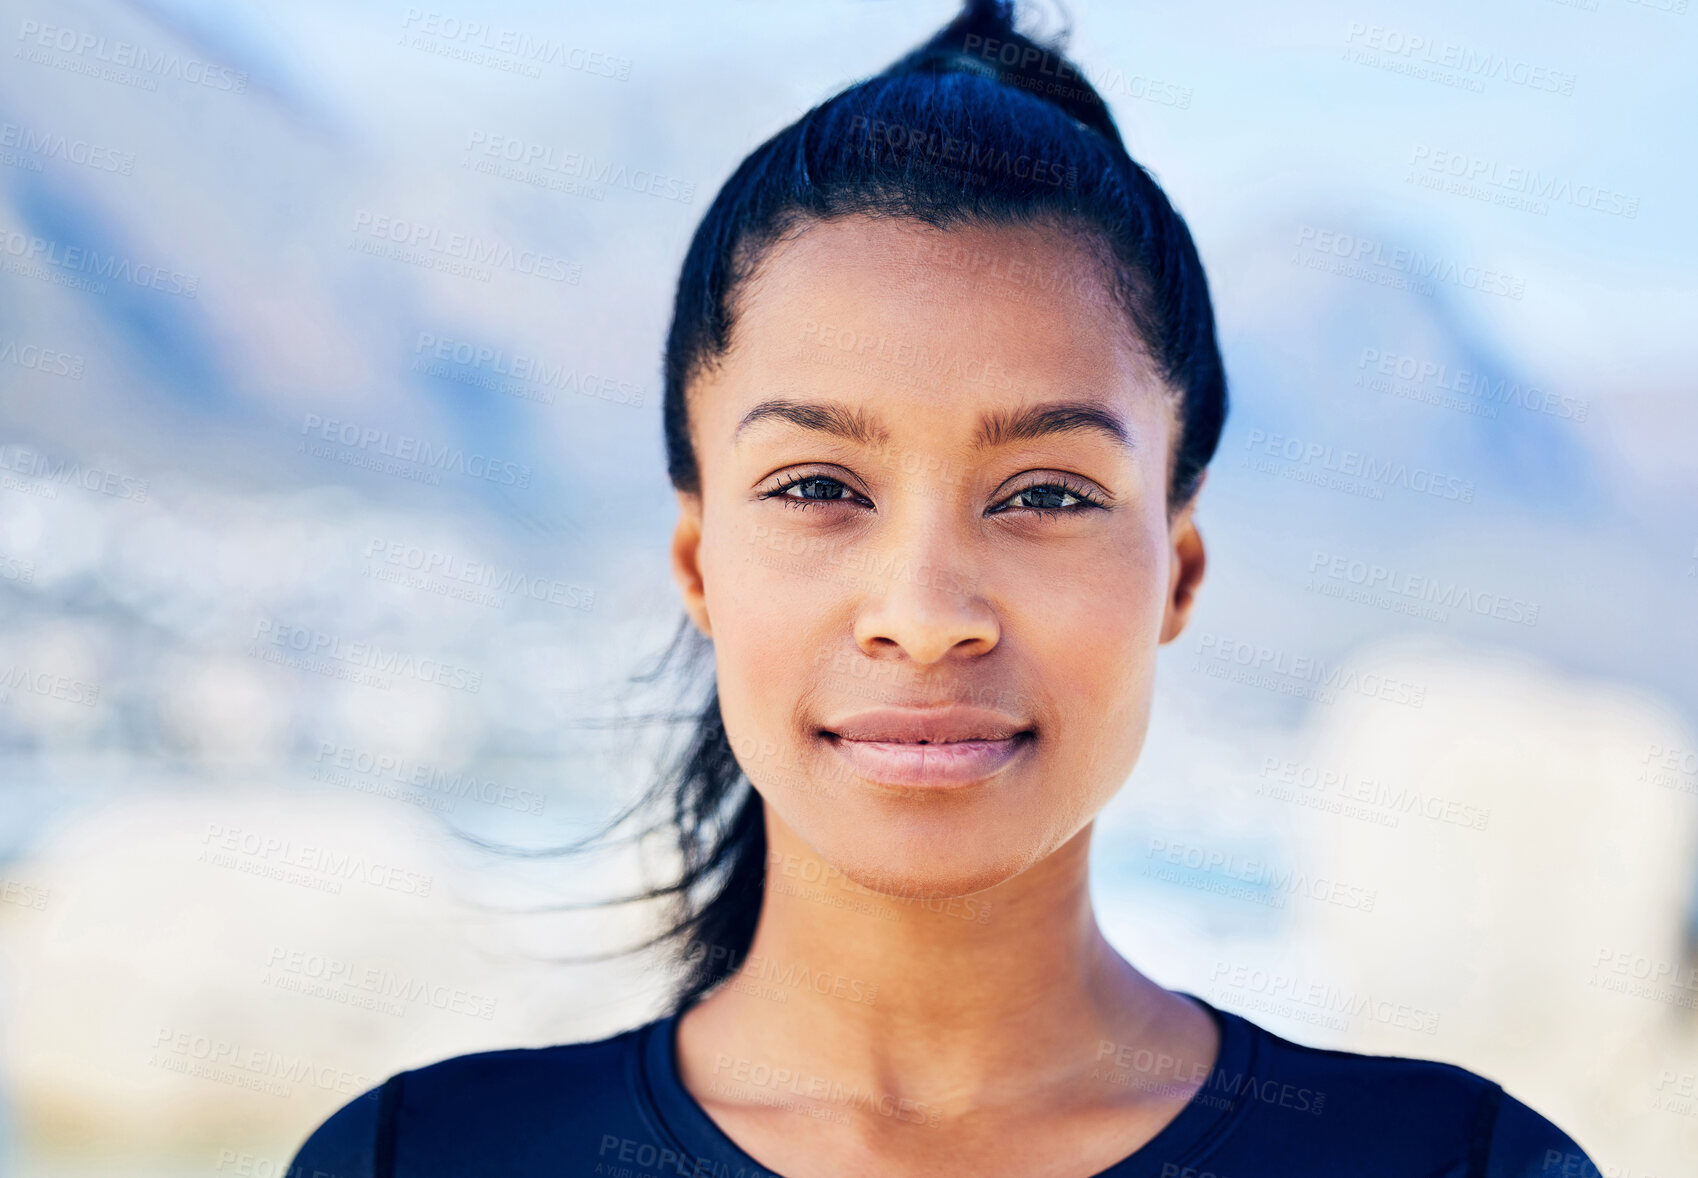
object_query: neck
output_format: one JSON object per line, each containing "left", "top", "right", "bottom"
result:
{"left": 676, "top": 803, "right": 1213, "bottom": 1110}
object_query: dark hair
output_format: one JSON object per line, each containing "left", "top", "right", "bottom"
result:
{"left": 613, "top": 0, "right": 1225, "bottom": 1014}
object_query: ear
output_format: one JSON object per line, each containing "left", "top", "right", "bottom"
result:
{"left": 1159, "top": 471, "right": 1207, "bottom": 645}
{"left": 671, "top": 490, "right": 712, "bottom": 638}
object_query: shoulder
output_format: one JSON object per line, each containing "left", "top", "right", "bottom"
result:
{"left": 287, "top": 1022, "right": 651, "bottom": 1178}
{"left": 1222, "top": 1014, "right": 1598, "bottom": 1174}
{"left": 1478, "top": 1087, "right": 1601, "bottom": 1178}
{"left": 288, "top": 1078, "right": 385, "bottom": 1178}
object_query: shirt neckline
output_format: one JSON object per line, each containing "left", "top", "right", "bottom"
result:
{"left": 632, "top": 990, "right": 1257, "bottom": 1178}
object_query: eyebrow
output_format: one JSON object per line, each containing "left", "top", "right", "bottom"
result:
{"left": 733, "top": 398, "right": 1136, "bottom": 454}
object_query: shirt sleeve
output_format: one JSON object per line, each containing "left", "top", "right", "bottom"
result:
{"left": 1481, "top": 1085, "right": 1601, "bottom": 1178}
{"left": 287, "top": 1080, "right": 388, "bottom": 1178}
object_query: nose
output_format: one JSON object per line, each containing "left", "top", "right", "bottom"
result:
{"left": 851, "top": 522, "right": 998, "bottom": 665}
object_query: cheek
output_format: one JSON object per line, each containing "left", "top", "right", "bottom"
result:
{"left": 1017, "top": 515, "right": 1168, "bottom": 652}
{"left": 1016, "top": 519, "right": 1168, "bottom": 751}
{"left": 700, "top": 507, "right": 841, "bottom": 740}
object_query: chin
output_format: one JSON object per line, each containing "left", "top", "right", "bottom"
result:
{"left": 800, "top": 808, "right": 1045, "bottom": 902}
{"left": 849, "top": 856, "right": 1007, "bottom": 900}
{"left": 749, "top": 733, "right": 1075, "bottom": 900}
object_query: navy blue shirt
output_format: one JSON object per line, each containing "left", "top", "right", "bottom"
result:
{"left": 287, "top": 993, "right": 1598, "bottom": 1177}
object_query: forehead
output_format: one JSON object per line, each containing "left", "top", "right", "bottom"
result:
{"left": 741, "top": 214, "right": 1136, "bottom": 360}
{"left": 691, "top": 214, "right": 1165, "bottom": 457}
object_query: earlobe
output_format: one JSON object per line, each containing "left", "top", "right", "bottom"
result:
{"left": 1159, "top": 494, "right": 1207, "bottom": 645}
{"left": 670, "top": 491, "right": 712, "bottom": 638}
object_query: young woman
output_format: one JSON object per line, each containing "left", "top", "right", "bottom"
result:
{"left": 289, "top": 3, "right": 1598, "bottom": 1174}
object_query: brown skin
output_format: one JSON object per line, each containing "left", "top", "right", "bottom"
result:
{"left": 668, "top": 214, "right": 1214, "bottom": 1178}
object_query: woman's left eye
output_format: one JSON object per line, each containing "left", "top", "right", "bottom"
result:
{"left": 993, "top": 482, "right": 1105, "bottom": 515}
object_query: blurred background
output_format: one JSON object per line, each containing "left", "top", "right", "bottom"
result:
{"left": 1, "top": 0, "right": 1695, "bottom": 1174}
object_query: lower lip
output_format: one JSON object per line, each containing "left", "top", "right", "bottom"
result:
{"left": 822, "top": 733, "right": 1032, "bottom": 789}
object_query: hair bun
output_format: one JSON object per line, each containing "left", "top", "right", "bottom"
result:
{"left": 881, "top": 0, "right": 1126, "bottom": 153}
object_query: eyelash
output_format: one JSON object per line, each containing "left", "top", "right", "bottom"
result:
{"left": 759, "top": 472, "right": 1108, "bottom": 519}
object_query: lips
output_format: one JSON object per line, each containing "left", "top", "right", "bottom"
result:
{"left": 819, "top": 706, "right": 1035, "bottom": 789}
{"left": 822, "top": 705, "right": 1033, "bottom": 744}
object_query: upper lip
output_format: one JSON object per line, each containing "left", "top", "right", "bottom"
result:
{"left": 821, "top": 706, "right": 1034, "bottom": 744}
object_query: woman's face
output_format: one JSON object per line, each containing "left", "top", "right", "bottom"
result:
{"left": 671, "top": 214, "right": 1205, "bottom": 899}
